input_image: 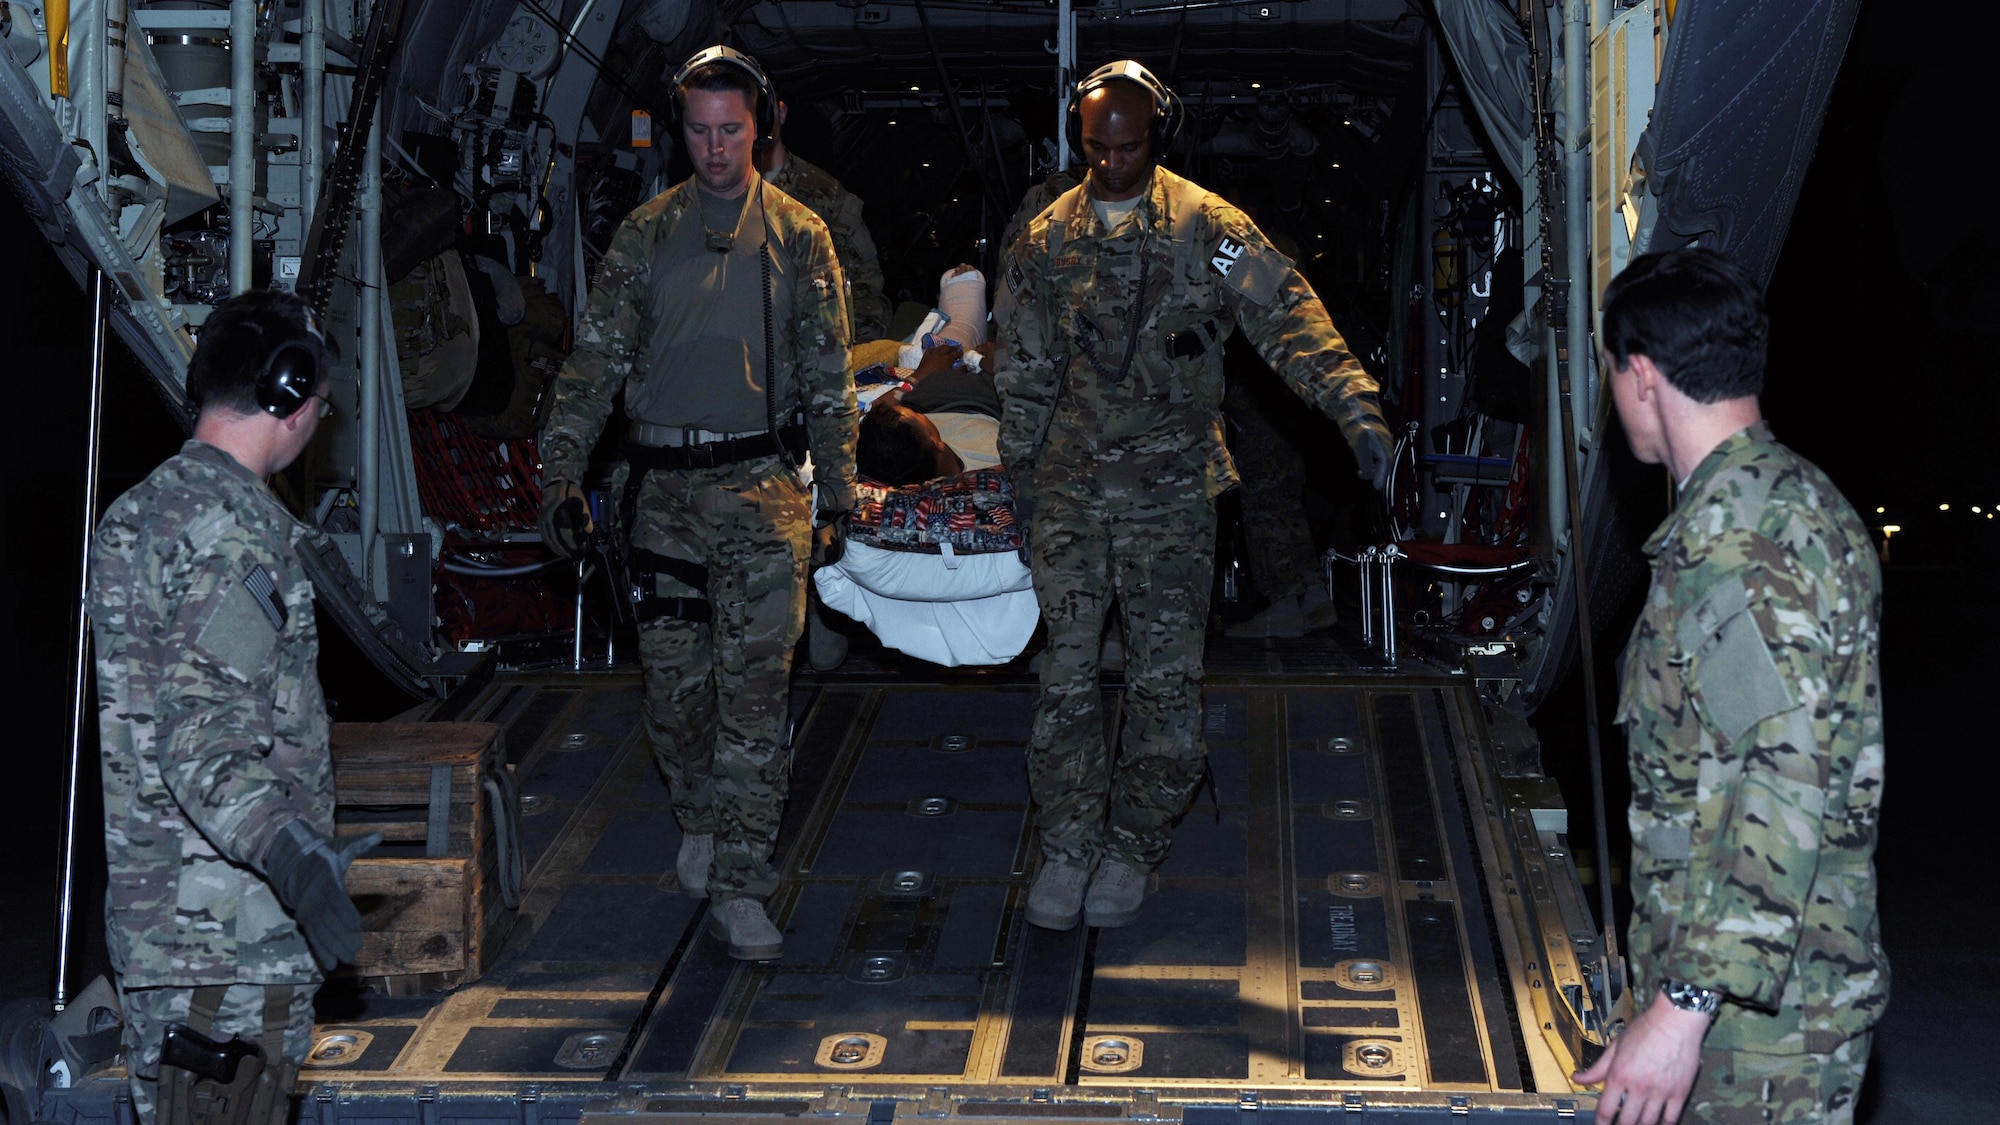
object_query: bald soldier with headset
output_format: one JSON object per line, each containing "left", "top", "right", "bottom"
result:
{"left": 537, "top": 46, "right": 855, "bottom": 960}
{"left": 998, "top": 61, "right": 1394, "bottom": 931}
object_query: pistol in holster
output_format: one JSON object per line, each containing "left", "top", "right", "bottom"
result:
{"left": 157, "top": 1023, "right": 291, "bottom": 1125}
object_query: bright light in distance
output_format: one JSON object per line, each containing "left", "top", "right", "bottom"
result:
{"left": 1331, "top": 162, "right": 1341, "bottom": 168}
{"left": 1940, "top": 503, "right": 1950, "bottom": 511}
{"left": 1875, "top": 506, "right": 1885, "bottom": 513}
{"left": 1882, "top": 525, "right": 1902, "bottom": 535}
{"left": 1251, "top": 82, "right": 1262, "bottom": 89}
{"left": 910, "top": 85, "right": 920, "bottom": 91}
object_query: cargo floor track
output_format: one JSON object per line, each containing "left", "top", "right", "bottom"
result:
{"left": 47, "top": 634, "right": 1599, "bottom": 1124}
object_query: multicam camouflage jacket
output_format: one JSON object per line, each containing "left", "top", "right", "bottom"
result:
{"left": 767, "top": 154, "right": 890, "bottom": 344}
{"left": 90, "top": 440, "right": 333, "bottom": 987}
{"left": 996, "top": 167, "right": 1388, "bottom": 508}
{"left": 1616, "top": 422, "right": 1888, "bottom": 1053}
{"left": 540, "top": 172, "right": 857, "bottom": 510}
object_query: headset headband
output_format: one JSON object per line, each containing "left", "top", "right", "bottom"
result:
{"left": 1071, "top": 59, "right": 1183, "bottom": 156}
{"left": 671, "top": 44, "right": 777, "bottom": 136}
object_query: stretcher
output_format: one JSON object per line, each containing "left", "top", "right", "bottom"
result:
{"left": 813, "top": 418, "right": 1039, "bottom": 667}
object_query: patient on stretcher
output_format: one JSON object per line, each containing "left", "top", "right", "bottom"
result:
{"left": 857, "top": 340, "right": 1000, "bottom": 485}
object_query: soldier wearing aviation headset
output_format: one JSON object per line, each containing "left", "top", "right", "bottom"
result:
{"left": 536, "top": 45, "right": 857, "bottom": 961}
{"left": 997, "top": 61, "right": 1396, "bottom": 932}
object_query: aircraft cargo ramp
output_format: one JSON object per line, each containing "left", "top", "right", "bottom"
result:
{"left": 40, "top": 635, "right": 1602, "bottom": 1124}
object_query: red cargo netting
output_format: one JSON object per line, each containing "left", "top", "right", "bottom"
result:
{"left": 408, "top": 408, "right": 544, "bottom": 536}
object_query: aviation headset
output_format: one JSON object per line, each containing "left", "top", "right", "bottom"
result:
{"left": 254, "top": 312, "right": 327, "bottom": 417}
{"left": 1068, "top": 60, "right": 1184, "bottom": 160}
{"left": 670, "top": 45, "right": 778, "bottom": 139}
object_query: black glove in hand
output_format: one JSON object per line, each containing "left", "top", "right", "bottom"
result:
{"left": 264, "top": 819, "right": 381, "bottom": 971}
{"left": 812, "top": 510, "right": 849, "bottom": 568}
{"left": 1347, "top": 421, "right": 1395, "bottom": 496}
{"left": 539, "top": 479, "right": 592, "bottom": 557}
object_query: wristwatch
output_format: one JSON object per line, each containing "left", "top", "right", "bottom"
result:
{"left": 1660, "top": 979, "right": 1722, "bottom": 1016}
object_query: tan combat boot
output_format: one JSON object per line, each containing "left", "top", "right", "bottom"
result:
{"left": 707, "top": 897, "right": 784, "bottom": 960}
{"left": 1025, "top": 860, "right": 1092, "bottom": 930}
{"left": 1083, "top": 858, "right": 1151, "bottom": 928}
{"left": 676, "top": 832, "right": 713, "bottom": 897}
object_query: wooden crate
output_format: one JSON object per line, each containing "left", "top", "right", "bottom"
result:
{"left": 331, "top": 722, "right": 517, "bottom": 992}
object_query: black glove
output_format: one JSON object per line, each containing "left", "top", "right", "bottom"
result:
{"left": 539, "top": 479, "right": 592, "bottom": 557}
{"left": 812, "top": 510, "right": 849, "bottom": 567}
{"left": 1006, "top": 465, "right": 1036, "bottom": 566}
{"left": 1347, "top": 419, "right": 1395, "bottom": 496}
{"left": 264, "top": 820, "right": 380, "bottom": 971}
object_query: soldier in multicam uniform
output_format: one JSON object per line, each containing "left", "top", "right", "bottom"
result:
{"left": 91, "top": 290, "right": 376, "bottom": 1125}
{"left": 537, "top": 46, "right": 854, "bottom": 960}
{"left": 760, "top": 100, "right": 889, "bottom": 342}
{"left": 1575, "top": 249, "right": 1887, "bottom": 1124}
{"left": 997, "top": 61, "right": 1393, "bottom": 931}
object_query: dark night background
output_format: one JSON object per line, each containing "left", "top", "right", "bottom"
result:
{"left": 4, "top": 0, "right": 1997, "bottom": 1118}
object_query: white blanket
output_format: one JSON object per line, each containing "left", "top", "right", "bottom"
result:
{"left": 815, "top": 541, "right": 1039, "bottom": 667}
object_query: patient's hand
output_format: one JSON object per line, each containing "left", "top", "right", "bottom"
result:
{"left": 909, "top": 341, "right": 965, "bottom": 384}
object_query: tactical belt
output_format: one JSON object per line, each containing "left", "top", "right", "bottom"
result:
{"left": 624, "top": 425, "right": 807, "bottom": 472}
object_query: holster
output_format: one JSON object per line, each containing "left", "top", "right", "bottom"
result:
{"left": 157, "top": 987, "right": 295, "bottom": 1125}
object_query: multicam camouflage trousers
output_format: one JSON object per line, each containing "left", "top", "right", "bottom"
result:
{"left": 1685, "top": 1034, "right": 1872, "bottom": 1124}
{"left": 1026, "top": 481, "right": 1216, "bottom": 872}
{"left": 633, "top": 455, "right": 810, "bottom": 904}
{"left": 117, "top": 980, "right": 317, "bottom": 1125}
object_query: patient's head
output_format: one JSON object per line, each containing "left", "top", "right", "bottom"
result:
{"left": 858, "top": 398, "right": 963, "bottom": 486}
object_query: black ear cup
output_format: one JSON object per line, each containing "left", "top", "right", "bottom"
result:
{"left": 256, "top": 340, "right": 322, "bottom": 417}
{"left": 670, "top": 45, "right": 777, "bottom": 139}
{"left": 1067, "top": 60, "right": 1183, "bottom": 162}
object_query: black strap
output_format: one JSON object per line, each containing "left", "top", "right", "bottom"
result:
{"left": 629, "top": 548, "right": 714, "bottom": 624}
{"left": 637, "top": 595, "right": 711, "bottom": 624}
{"left": 259, "top": 988, "right": 288, "bottom": 1064}
{"left": 631, "top": 548, "right": 710, "bottom": 591}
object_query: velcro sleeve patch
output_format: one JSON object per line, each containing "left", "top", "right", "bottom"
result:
{"left": 1643, "top": 824, "right": 1693, "bottom": 861}
{"left": 1216, "top": 238, "right": 1284, "bottom": 306}
{"left": 192, "top": 575, "right": 282, "bottom": 677}
{"left": 1683, "top": 579, "right": 1796, "bottom": 744}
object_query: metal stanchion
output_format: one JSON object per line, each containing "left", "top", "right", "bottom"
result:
{"left": 1358, "top": 547, "right": 1377, "bottom": 647}
{"left": 1380, "top": 544, "right": 1402, "bottom": 667}
{"left": 573, "top": 555, "right": 586, "bottom": 671}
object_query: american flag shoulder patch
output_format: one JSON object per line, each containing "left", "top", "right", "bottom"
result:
{"left": 243, "top": 565, "right": 288, "bottom": 630}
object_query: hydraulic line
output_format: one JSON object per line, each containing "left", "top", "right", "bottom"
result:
{"left": 54, "top": 271, "right": 109, "bottom": 1011}
{"left": 1556, "top": 0, "right": 1620, "bottom": 1019}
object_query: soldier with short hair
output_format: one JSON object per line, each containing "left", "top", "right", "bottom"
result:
{"left": 1575, "top": 248, "right": 1887, "bottom": 1124}
{"left": 92, "top": 289, "right": 375, "bottom": 1125}
{"left": 997, "top": 61, "right": 1393, "bottom": 931}
{"left": 760, "top": 99, "right": 889, "bottom": 343}
{"left": 537, "top": 45, "right": 855, "bottom": 960}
